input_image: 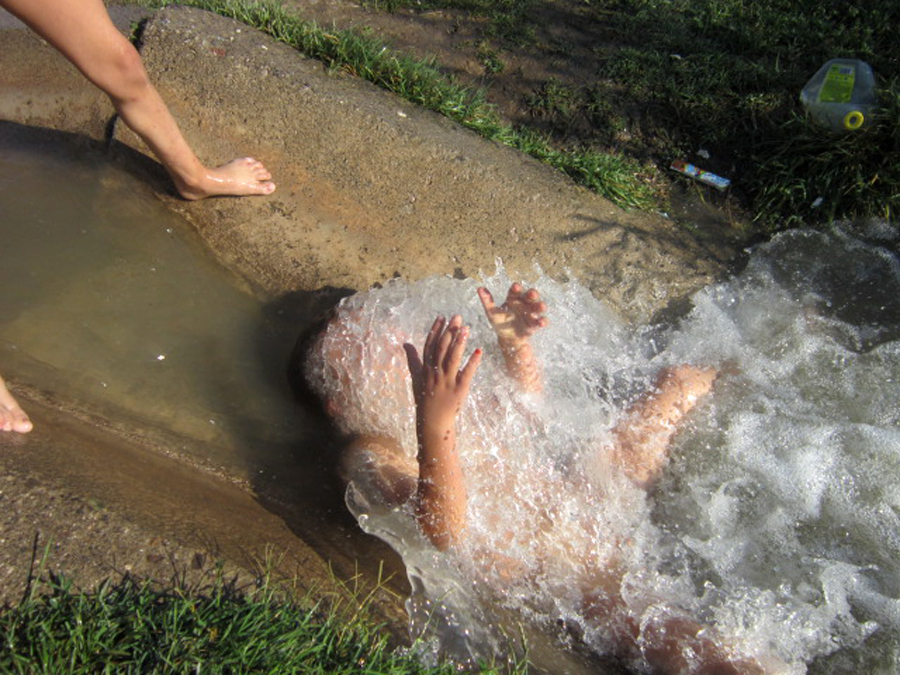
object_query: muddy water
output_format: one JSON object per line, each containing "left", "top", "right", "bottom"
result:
{"left": 0, "top": 127, "right": 408, "bottom": 582}
{"left": 1, "top": 131, "right": 297, "bottom": 473}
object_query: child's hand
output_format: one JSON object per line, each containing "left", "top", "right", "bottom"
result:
{"left": 404, "top": 315, "right": 482, "bottom": 429}
{"left": 478, "top": 283, "right": 548, "bottom": 349}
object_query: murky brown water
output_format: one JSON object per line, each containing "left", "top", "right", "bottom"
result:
{"left": 0, "top": 125, "right": 408, "bottom": 591}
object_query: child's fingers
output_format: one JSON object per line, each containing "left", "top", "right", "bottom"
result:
{"left": 477, "top": 287, "right": 496, "bottom": 316}
{"left": 458, "top": 348, "right": 483, "bottom": 393}
{"left": 436, "top": 315, "right": 462, "bottom": 369}
{"left": 423, "top": 316, "right": 446, "bottom": 366}
{"left": 444, "top": 324, "right": 469, "bottom": 375}
{"left": 528, "top": 311, "right": 548, "bottom": 331}
{"left": 503, "top": 283, "right": 524, "bottom": 308}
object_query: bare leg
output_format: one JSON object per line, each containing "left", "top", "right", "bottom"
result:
{"left": 1, "top": 0, "right": 275, "bottom": 200}
{"left": 609, "top": 365, "right": 717, "bottom": 487}
{"left": 581, "top": 570, "right": 787, "bottom": 674}
{"left": 0, "top": 374, "right": 32, "bottom": 434}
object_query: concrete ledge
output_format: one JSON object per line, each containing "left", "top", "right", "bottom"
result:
{"left": 122, "top": 6, "right": 734, "bottom": 322}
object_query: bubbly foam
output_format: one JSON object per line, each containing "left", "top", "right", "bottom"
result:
{"left": 307, "top": 230, "right": 900, "bottom": 673}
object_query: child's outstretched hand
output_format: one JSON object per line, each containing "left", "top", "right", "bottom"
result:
{"left": 478, "top": 284, "right": 547, "bottom": 393}
{"left": 478, "top": 283, "right": 548, "bottom": 350}
{"left": 404, "top": 315, "right": 482, "bottom": 430}
{"left": 404, "top": 316, "right": 482, "bottom": 550}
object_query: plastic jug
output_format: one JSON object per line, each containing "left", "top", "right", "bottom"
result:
{"left": 800, "top": 59, "right": 878, "bottom": 132}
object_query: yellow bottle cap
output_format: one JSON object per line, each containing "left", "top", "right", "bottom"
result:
{"left": 843, "top": 110, "right": 865, "bottom": 130}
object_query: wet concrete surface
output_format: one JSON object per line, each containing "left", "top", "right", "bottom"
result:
{"left": 0, "top": 1, "right": 744, "bottom": 635}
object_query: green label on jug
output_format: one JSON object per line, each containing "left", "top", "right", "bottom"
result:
{"left": 819, "top": 64, "right": 855, "bottom": 103}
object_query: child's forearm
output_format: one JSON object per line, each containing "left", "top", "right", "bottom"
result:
{"left": 499, "top": 340, "right": 543, "bottom": 393}
{"left": 415, "top": 419, "right": 467, "bottom": 550}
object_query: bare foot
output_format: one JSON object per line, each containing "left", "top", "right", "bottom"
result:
{"left": 0, "top": 375, "right": 32, "bottom": 434}
{"left": 610, "top": 365, "right": 718, "bottom": 487}
{"left": 177, "top": 157, "right": 276, "bottom": 200}
{"left": 657, "top": 365, "right": 718, "bottom": 414}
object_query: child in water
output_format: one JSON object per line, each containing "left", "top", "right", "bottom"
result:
{"left": 305, "top": 281, "right": 786, "bottom": 674}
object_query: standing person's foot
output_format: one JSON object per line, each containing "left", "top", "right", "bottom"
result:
{"left": 176, "top": 157, "right": 276, "bottom": 200}
{"left": 0, "top": 376, "right": 32, "bottom": 434}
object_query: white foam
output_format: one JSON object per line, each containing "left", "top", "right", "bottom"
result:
{"left": 308, "top": 230, "right": 900, "bottom": 672}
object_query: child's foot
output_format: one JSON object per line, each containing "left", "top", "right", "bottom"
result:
{"left": 654, "top": 365, "right": 718, "bottom": 421}
{"left": 0, "top": 377, "right": 32, "bottom": 434}
{"left": 610, "top": 365, "right": 718, "bottom": 487}
{"left": 177, "top": 157, "right": 276, "bottom": 200}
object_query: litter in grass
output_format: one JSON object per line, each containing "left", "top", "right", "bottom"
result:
{"left": 670, "top": 160, "right": 731, "bottom": 190}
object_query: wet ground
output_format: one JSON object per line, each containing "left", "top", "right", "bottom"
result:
{"left": 0, "top": 0, "right": 751, "bottom": 649}
{"left": 0, "top": 126, "right": 409, "bottom": 624}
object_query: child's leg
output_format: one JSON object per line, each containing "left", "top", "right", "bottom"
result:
{"left": 580, "top": 566, "right": 787, "bottom": 674}
{"left": 608, "top": 365, "right": 717, "bottom": 487}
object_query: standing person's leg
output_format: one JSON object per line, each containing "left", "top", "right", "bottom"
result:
{"left": 0, "top": 374, "right": 32, "bottom": 433}
{"left": 0, "top": 0, "right": 275, "bottom": 199}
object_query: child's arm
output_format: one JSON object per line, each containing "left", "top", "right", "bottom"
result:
{"left": 608, "top": 365, "right": 718, "bottom": 487}
{"left": 404, "top": 315, "right": 482, "bottom": 550}
{"left": 478, "top": 284, "right": 548, "bottom": 393}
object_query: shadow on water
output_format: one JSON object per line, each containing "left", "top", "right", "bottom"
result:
{"left": 247, "top": 289, "right": 412, "bottom": 586}
{"left": 0, "top": 121, "right": 408, "bottom": 592}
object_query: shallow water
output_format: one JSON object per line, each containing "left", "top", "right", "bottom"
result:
{"left": 309, "top": 228, "right": 900, "bottom": 673}
{"left": 0, "top": 130, "right": 313, "bottom": 484}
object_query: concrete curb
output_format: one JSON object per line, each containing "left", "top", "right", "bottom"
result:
{"left": 121, "top": 6, "right": 734, "bottom": 322}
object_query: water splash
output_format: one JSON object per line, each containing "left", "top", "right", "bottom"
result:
{"left": 307, "top": 230, "right": 900, "bottom": 673}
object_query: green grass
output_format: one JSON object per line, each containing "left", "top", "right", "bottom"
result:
{"left": 140, "top": 0, "right": 899, "bottom": 229}
{"left": 584, "top": 0, "right": 900, "bottom": 229}
{"left": 0, "top": 568, "right": 517, "bottom": 674}
{"left": 745, "top": 83, "right": 900, "bottom": 228}
{"left": 137, "top": 0, "right": 655, "bottom": 210}
{"left": 362, "top": 0, "right": 900, "bottom": 231}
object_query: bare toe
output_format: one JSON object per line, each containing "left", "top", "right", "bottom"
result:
{"left": 1, "top": 378, "right": 32, "bottom": 434}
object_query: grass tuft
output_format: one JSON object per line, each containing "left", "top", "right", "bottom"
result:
{"left": 0, "top": 567, "right": 515, "bottom": 674}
